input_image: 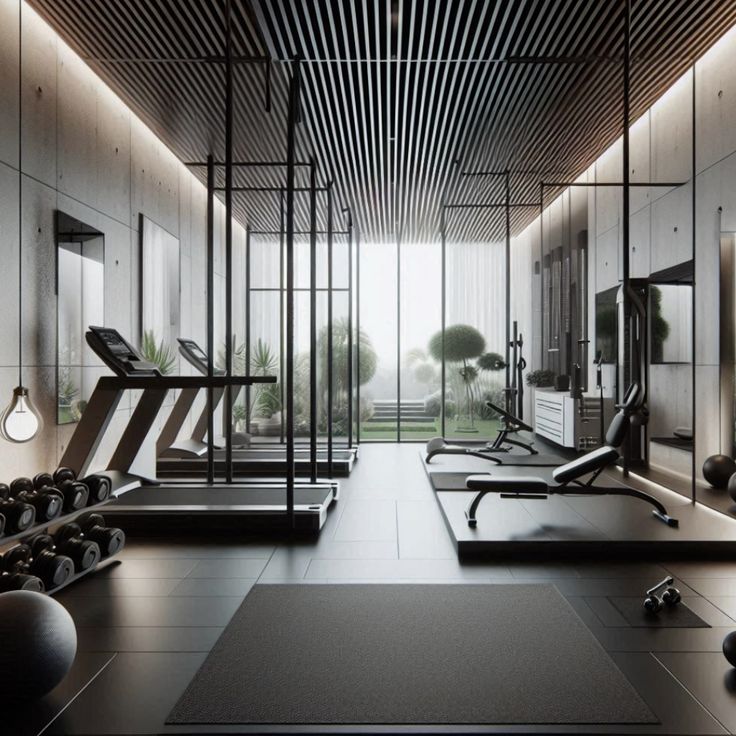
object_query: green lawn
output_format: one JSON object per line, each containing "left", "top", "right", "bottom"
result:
{"left": 359, "top": 417, "right": 503, "bottom": 442}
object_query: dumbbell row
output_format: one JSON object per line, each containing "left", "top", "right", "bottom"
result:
{"left": 0, "top": 513, "right": 125, "bottom": 593}
{"left": 0, "top": 467, "right": 113, "bottom": 537}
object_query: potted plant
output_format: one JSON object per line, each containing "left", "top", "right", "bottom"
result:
{"left": 526, "top": 369, "right": 556, "bottom": 388}
{"left": 318, "top": 319, "right": 378, "bottom": 436}
{"left": 253, "top": 382, "right": 283, "bottom": 436}
{"left": 141, "top": 330, "right": 176, "bottom": 374}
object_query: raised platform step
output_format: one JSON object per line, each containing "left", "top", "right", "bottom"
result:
{"left": 423, "top": 455, "right": 736, "bottom": 560}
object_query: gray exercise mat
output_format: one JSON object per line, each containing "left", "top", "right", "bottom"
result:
{"left": 609, "top": 597, "right": 711, "bottom": 628}
{"left": 167, "top": 583, "right": 656, "bottom": 726}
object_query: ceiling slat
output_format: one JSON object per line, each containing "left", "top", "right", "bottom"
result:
{"left": 27, "top": 0, "right": 736, "bottom": 242}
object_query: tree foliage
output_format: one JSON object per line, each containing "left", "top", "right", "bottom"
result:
{"left": 428, "top": 324, "right": 486, "bottom": 363}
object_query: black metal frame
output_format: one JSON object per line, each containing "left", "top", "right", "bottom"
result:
{"left": 439, "top": 170, "right": 539, "bottom": 435}
{"left": 228, "top": 165, "right": 354, "bottom": 487}
{"left": 465, "top": 473, "right": 678, "bottom": 528}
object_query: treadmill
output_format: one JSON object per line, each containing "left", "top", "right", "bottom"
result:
{"left": 59, "top": 326, "right": 338, "bottom": 532}
{"left": 155, "top": 337, "right": 358, "bottom": 478}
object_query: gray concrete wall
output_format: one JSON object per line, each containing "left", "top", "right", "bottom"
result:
{"left": 0, "top": 1, "right": 245, "bottom": 477}
{"left": 513, "top": 24, "right": 736, "bottom": 483}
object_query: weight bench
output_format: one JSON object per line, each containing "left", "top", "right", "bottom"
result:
{"left": 426, "top": 401, "right": 537, "bottom": 464}
{"left": 464, "top": 445, "right": 679, "bottom": 528}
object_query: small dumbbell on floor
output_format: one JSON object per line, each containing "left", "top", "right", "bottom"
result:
{"left": 77, "top": 513, "right": 125, "bottom": 557}
{"left": 53, "top": 522, "right": 101, "bottom": 573}
{"left": 643, "top": 576, "right": 682, "bottom": 613}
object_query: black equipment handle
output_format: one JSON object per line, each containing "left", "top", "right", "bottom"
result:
{"left": 485, "top": 400, "right": 533, "bottom": 433}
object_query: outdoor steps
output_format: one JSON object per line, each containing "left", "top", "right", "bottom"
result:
{"left": 366, "top": 400, "right": 436, "bottom": 424}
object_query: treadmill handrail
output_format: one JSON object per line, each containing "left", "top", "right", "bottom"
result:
{"left": 96, "top": 375, "right": 276, "bottom": 390}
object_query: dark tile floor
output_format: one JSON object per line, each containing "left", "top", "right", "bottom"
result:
{"left": 10, "top": 443, "right": 736, "bottom": 734}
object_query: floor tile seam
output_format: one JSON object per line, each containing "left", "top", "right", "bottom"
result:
{"left": 650, "top": 651, "right": 732, "bottom": 734}
{"left": 37, "top": 653, "right": 118, "bottom": 736}
{"left": 699, "top": 596, "right": 736, "bottom": 622}
{"left": 253, "top": 544, "right": 280, "bottom": 585}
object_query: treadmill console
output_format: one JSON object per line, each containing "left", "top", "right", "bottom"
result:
{"left": 87, "top": 326, "right": 161, "bottom": 377}
{"left": 177, "top": 338, "right": 224, "bottom": 376}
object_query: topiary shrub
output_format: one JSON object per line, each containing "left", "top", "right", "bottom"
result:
{"left": 423, "top": 391, "right": 456, "bottom": 419}
{"left": 477, "top": 352, "right": 505, "bottom": 372}
{"left": 428, "top": 325, "right": 486, "bottom": 427}
{"left": 428, "top": 324, "right": 486, "bottom": 364}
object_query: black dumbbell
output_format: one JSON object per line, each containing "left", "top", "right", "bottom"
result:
{"left": 0, "top": 483, "right": 36, "bottom": 534}
{"left": 9, "top": 477, "right": 34, "bottom": 496}
{"left": 2, "top": 539, "right": 72, "bottom": 590}
{"left": 0, "top": 571, "right": 43, "bottom": 592}
{"left": 27, "top": 534, "right": 75, "bottom": 589}
{"left": 55, "top": 480, "right": 90, "bottom": 513}
{"left": 33, "top": 472, "right": 55, "bottom": 489}
{"left": 644, "top": 576, "right": 682, "bottom": 613}
{"left": 54, "top": 523, "right": 100, "bottom": 572}
{"left": 9, "top": 477, "right": 56, "bottom": 523}
{"left": 53, "top": 467, "right": 76, "bottom": 485}
{"left": 81, "top": 474, "right": 112, "bottom": 505}
{"left": 17, "top": 485, "right": 64, "bottom": 523}
{"left": 2, "top": 543, "right": 32, "bottom": 573}
{"left": 78, "top": 513, "right": 125, "bottom": 557}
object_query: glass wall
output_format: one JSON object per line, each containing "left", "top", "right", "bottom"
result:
{"left": 358, "top": 242, "right": 398, "bottom": 440}
{"left": 399, "top": 241, "right": 442, "bottom": 440}
{"left": 445, "top": 240, "right": 507, "bottom": 441}
{"left": 359, "top": 236, "right": 507, "bottom": 442}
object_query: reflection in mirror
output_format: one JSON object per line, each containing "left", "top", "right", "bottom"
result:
{"left": 140, "top": 215, "right": 180, "bottom": 375}
{"left": 720, "top": 234, "right": 736, "bottom": 457}
{"left": 56, "top": 211, "right": 104, "bottom": 425}
{"left": 594, "top": 286, "right": 618, "bottom": 365}
{"left": 648, "top": 263, "right": 693, "bottom": 454}
{"left": 650, "top": 285, "right": 693, "bottom": 365}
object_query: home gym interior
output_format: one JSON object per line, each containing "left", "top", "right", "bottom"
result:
{"left": 8, "top": 0, "right": 736, "bottom": 733}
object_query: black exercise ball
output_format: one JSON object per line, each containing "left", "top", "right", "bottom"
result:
{"left": 724, "top": 631, "right": 736, "bottom": 667}
{"left": 703, "top": 454, "right": 736, "bottom": 489}
{"left": 728, "top": 473, "right": 736, "bottom": 503}
{"left": 0, "top": 591, "right": 77, "bottom": 701}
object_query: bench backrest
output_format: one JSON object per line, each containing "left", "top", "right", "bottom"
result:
{"left": 553, "top": 446, "right": 619, "bottom": 484}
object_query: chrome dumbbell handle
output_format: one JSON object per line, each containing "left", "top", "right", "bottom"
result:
{"left": 646, "top": 576, "right": 674, "bottom": 597}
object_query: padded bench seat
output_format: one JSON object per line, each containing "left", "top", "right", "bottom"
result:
{"left": 466, "top": 475, "right": 549, "bottom": 493}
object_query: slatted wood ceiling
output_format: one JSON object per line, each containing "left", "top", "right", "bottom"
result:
{"left": 28, "top": 0, "right": 736, "bottom": 242}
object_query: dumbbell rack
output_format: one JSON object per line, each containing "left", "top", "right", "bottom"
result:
{"left": 0, "top": 498, "right": 124, "bottom": 596}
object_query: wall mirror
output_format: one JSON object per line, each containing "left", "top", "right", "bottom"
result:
{"left": 140, "top": 214, "right": 181, "bottom": 374}
{"left": 721, "top": 233, "right": 736, "bottom": 457}
{"left": 648, "top": 262, "right": 693, "bottom": 452}
{"left": 56, "top": 211, "right": 105, "bottom": 424}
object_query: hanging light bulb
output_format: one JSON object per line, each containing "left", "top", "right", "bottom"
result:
{"left": 1, "top": 386, "right": 42, "bottom": 443}
{"left": 0, "top": 7, "right": 43, "bottom": 445}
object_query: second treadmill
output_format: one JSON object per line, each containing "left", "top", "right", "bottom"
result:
{"left": 156, "top": 338, "right": 358, "bottom": 478}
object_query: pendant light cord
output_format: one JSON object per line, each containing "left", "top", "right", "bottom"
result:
{"left": 17, "top": 0, "right": 22, "bottom": 388}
